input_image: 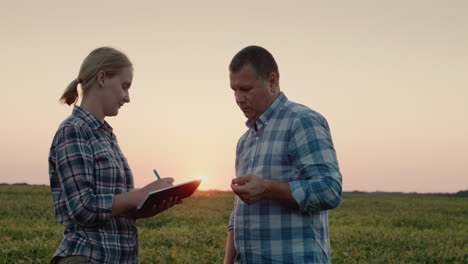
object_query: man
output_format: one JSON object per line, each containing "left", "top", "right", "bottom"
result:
{"left": 224, "top": 46, "right": 342, "bottom": 264}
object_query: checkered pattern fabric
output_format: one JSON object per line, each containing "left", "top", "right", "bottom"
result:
{"left": 229, "top": 93, "right": 342, "bottom": 263}
{"left": 49, "top": 106, "right": 138, "bottom": 263}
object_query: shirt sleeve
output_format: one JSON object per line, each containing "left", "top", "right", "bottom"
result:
{"left": 228, "top": 196, "right": 238, "bottom": 230}
{"left": 288, "top": 113, "right": 342, "bottom": 213}
{"left": 54, "top": 125, "right": 114, "bottom": 227}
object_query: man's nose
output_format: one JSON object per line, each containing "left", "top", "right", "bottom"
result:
{"left": 235, "top": 92, "right": 245, "bottom": 104}
{"left": 124, "top": 91, "right": 130, "bottom": 103}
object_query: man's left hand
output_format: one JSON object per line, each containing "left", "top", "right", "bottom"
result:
{"left": 231, "top": 174, "right": 267, "bottom": 205}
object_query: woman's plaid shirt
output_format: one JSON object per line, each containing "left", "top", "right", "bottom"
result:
{"left": 49, "top": 106, "right": 138, "bottom": 264}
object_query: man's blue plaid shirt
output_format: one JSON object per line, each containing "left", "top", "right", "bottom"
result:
{"left": 229, "top": 92, "right": 342, "bottom": 264}
{"left": 49, "top": 106, "right": 138, "bottom": 263}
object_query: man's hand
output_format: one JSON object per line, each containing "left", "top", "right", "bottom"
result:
{"left": 231, "top": 175, "right": 299, "bottom": 209}
{"left": 231, "top": 174, "right": 267, "bottom": 205}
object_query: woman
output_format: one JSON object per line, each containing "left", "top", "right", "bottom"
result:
{"left": 49, "top": 47, "right": 179, "bottom": 264}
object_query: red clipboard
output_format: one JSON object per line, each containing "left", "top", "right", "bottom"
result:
{"left": 136, "top": 179, "right": 202, "bottom": 212}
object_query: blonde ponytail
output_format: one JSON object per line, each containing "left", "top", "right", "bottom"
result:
{"left": 59, "top": 47, "right": 132, "bottom": 106}
{"left": 60, "top": 79, "right": 80, "bottom": 105}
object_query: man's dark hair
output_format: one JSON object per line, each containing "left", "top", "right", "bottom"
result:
{"left": 229, "top": 45, "right": 279, "bottom": 79}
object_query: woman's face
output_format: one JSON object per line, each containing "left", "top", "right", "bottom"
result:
{"left": 101, "top": 66, "right": 133, "bottom": 117}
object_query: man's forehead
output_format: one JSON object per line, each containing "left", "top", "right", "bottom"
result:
{"left": 231, "top": 65, "right": 257, "bottom": 79}
{"left": 230, "top": 71, "right": 252, "bottom": 87}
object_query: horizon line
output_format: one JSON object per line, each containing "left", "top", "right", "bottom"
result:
{"left": 1, "top": 183, "right": 466, "bottom": 195}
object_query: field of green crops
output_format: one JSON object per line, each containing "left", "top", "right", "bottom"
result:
{"left": 0, "top": 185, "right": 466, "bottom": 263}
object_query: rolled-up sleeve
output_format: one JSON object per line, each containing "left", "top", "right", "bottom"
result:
{"left": 288, "top": 114, "right": 342, "bottom": 213}
{"left": 55, "top": 125, "right": 114, "bottom": 227}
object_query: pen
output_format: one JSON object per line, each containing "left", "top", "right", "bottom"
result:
{"left": 153, "top": 169, "right": 161, "bottom": 180}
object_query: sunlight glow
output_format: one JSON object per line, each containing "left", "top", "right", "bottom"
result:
{"left": 195, "top": 174, "right": 207, "bottom": 187}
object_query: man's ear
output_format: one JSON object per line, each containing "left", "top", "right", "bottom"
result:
{"left": 267, "top": 72, "right": 279, "bottom": 92}
{"left": 96, "top": 71, "right": 106, "bottom": 87}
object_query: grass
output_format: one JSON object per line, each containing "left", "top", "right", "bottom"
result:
{"left": 0, "top": 185, "right": 466, "bottom": 263}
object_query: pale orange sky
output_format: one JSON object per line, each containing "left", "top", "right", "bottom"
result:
{"left": 0, "top": 0, "right": 467, "bottom": 192}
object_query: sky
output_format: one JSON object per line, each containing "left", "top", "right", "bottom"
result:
{"left": 0, "top": 0, "right": 467, "bottom": 193}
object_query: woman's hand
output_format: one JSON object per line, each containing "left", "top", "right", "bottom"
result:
{"left": 112, "top": 178, "right": 182, "bottom": 218}
{"left": 131, "top": 196, "right": 183, "bottom": 220}
{"left": 129, "top": 178, "right": 183, "bottom": 220}
{"left": 140, "top": 177, "right": 175, "bottom": 194}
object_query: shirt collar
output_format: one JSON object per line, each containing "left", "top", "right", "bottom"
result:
{"left": 246, "top": 92, "right": 288, "bottom": 130}
{"left": 72, "top": 105, "right": 113, "bottom": 132}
